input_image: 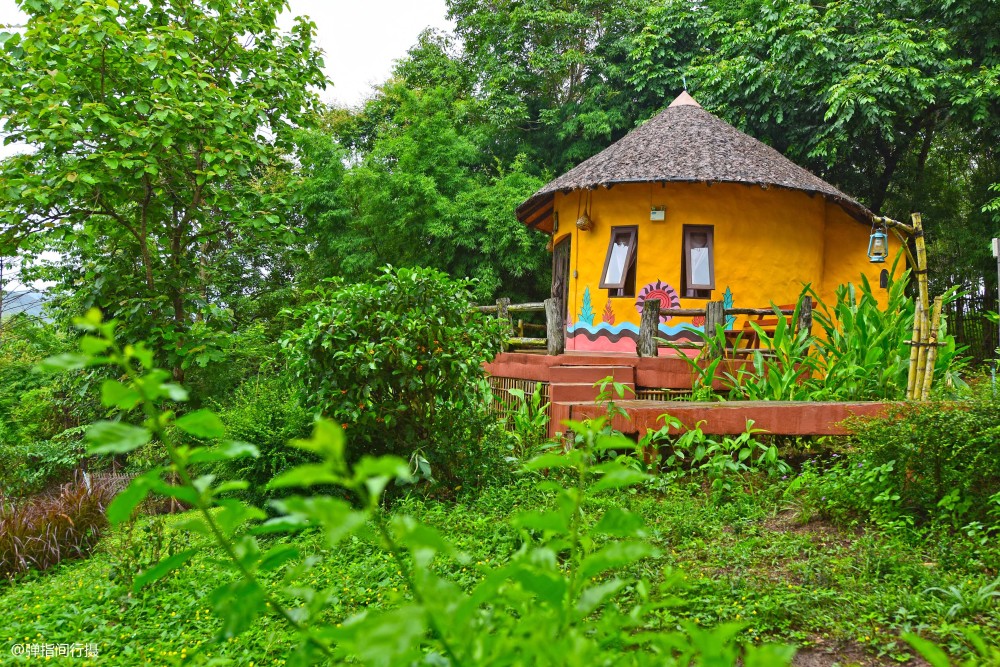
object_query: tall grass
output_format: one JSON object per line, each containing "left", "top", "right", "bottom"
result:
{"left": 0, "top": 472, "right": 115, "bottom": 580}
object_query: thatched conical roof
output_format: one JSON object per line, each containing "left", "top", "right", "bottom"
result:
{"left": 517, "top": 92, "right": 871, "bottom": 232}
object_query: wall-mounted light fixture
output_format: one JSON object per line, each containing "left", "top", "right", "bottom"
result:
{"left": 650, "top": 206, "right": 666, "bottom": 222}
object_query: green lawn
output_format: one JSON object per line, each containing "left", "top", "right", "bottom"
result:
{"left": 2, "top": 478, "right": 998, "bottom": 665}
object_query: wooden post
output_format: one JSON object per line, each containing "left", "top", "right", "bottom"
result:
{"left": 544, "top": 298, "right": 565, "bottom": 356}
{"left": 637, "top": 299, "right": 660, "bottom": 357}
{"left": 705, "top": 300, "right": 725, "bottom": 358}
{"left": 796, "top": 296, "right": 813, "bottom": 335}
{"left": 496, "top": 297, "right": 512, "bottom": 333}
{"left": 920, "top": 296, "right": 943, "bottom": 400}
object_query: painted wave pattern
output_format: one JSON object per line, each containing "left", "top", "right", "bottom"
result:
{"left": 567, "top": 320, "right": 701, "bottom": 343}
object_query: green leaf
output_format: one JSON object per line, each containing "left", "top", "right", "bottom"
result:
{"left": 593, "top": 507, "right": 647, "bottom": 538}
{"left": 101, "top": 379, "right": 141, "bottom": 410}
{"left": 86, "top": 421, "right": 151, "bottom": 454}
{"left": 743, "top": 644, "right": 798, "bottom": 667}
{"left": 902, "top": 634, "right": 951, "bottom": 667}
{"left": 290, "top": 419, "right": 345, "bottom": 463}
{"left": 210, "top": 579, "right": 266, "bottom": 639}
{"left": 579, "top": 541, "right": 659, "bottom": 581}
{"left": 105, "top": 468, "right": 162, "bottom": 525}
{"left": 188, "top": 440, "right": 260, "bottom": 464}
{"left": 268, "top": 496, "right": 366, "bottom": 546}
{"left": 36, "top": 353, "right": 89, "bottom": 373}
{"left": 215, "top": 499, "right": 266, "bottom": 536}
{"left": 258, "top": 544, "right": 299, "bottom": 572}
{"left": 269, "top": 464, "right": 340, "bottom": 489}
{"left": 174, "top": 409, "right": 226, "bottom": 439}
{"left": 576, "top": 578, "right": 627, "bottom": 617}
{"left": 328, "top": 605, "right": 426, "bottom": 666}
{"left": 509, "top": 566, "right": 568, "bottom": 607}
{"left": 512, "top": 509, "right": 569, "bottom": 534}
{"left": 588, "top": 462, "right": 651, "bottom": 494}
{"left": 133, "top": 549, "right": 198, "bottom": 592}
{"left": 522, "top": 453, "right": 577, "bottom": 471}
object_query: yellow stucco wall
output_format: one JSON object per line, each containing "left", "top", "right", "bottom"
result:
{"left": 552, "top": 182, "right": 902, "bottom": 351}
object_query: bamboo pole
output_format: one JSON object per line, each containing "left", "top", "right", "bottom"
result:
{"left": 920, "top": 296, "right": 943, "bottom": 400}
{"left": 906, "top": 300, "right": 923, "bottom": 400}
{"left": 912, "top": 307, "right": 929, "bottom": 400}
{"left": 911, "top": 213, "right": 930, "bottom": 319}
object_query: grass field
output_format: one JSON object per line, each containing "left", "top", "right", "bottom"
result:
{"left": 3, "top": 471, "right": 998, "bottom": 666}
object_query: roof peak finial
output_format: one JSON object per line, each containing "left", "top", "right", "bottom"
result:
{"left": 668, "top": 90, "right": 701, "bottom": 108}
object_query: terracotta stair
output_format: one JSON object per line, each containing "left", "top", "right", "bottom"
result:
{"left": 547, "top": 365, "right": 635, "bottom": 438}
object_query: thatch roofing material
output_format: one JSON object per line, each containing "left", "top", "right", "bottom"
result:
{"left": 517, "top": 92, "right": 872, "bottom": 232}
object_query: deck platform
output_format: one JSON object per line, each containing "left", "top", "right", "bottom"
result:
{"left": 560, "top": 400, "right": 893, "bottom": 437}
{"left": 486, "top": 351, "right": 891, "bottom": 438}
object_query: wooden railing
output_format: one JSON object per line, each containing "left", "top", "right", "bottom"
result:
{"left": 477, "top": 298, "right": 564, "bottom": 354}
{"left": 479, "top": 295, "right": 813, "bottom": 358}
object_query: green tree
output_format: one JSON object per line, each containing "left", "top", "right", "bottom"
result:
{"left": 0, "top": 0, "right": 326, "bottom": 377}
{"left": 301, "top": 32, "right": 550, "bottom": 302}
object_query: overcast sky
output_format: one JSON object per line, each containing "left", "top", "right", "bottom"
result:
{"left": 0, "top": 0, "right": 454, "bottom": 106}
{"left": 0, "top": 0, "right": 454, "bottom": 290}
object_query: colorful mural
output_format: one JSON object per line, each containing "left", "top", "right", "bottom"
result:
{"left": 634, "top": 280, "right": 680, "bottom": 323}
{"left": 723, "top": 287, "right": 736, "bottom": 329}
{"left": 578, "top": 286, "right": 595, "bottom": 326}
{"left": 601, "top": 299, "right": 615, "bottom": 325}
{"left": 569, "top": 282, "right": 701, "bottom": 353}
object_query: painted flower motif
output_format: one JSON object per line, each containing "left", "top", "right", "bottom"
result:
{"left": 635, "top": 280, "right": 680, "bottom": 323}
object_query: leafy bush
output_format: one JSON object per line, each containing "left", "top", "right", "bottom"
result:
{"left": 0, "top": 317, "right": 105, "bottom": 494}
{"left": 207, "top": 374, "right": 314, "bottom": 506}
{"left": 282, "top": 265, "right": 509, "bottom": 488}
{"left": 0, "top": 473, "right": 115, "bottom": 580}
{"left": 847, "top": 381, "right": 1000, "bottom": 523}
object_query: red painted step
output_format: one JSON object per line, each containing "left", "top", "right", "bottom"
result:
{"left": 548, "top": 364, "right": 634, "bottom": 384}
{"left": 549, "top": 382, "right": 636, "bottom": 404}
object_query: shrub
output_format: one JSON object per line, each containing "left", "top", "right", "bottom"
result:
{"left": 207, "top": 373, "right": 314, "bottom": 506}
{"left": 847, "top": 381, "right": 1000, "bottom": 523}
{"left": 282, "top": 266, "right": 508, "bottom": 489}
{"left": 0, "top": 473, "right": 115, "bottom": 580}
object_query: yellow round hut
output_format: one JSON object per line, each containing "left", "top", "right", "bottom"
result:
{"left": 516, "top": 92, "right": 900, "bottom": 353}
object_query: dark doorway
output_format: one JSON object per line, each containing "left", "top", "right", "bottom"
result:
{"left": 552, "top": 236, "right": 571, "bottom": 321}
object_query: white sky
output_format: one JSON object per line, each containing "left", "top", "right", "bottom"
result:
{"left": 0, "top": 0, "right": 454, "bottom": 291}
{"left": 0, "top": 0, "right": 454, "bottom": 107}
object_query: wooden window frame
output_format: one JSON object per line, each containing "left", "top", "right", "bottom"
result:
{"left": 682, "top": 225, "right": 715, "bottom": 298}
{"left": 598, "top": 226, "right": 638, "bottom": 297}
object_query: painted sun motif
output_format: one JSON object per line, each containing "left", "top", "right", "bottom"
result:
{"left": 635, "top": 280, "right": 680, "bottom": 323}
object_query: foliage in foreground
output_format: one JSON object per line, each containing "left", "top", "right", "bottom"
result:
{"left": 282, "top": 266, "right": 510, "bottom": 489}
{"left": 45, "top": 309, "right": 798, "bottom": 666}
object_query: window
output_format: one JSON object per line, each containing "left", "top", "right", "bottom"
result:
{"left": 599, "top": 226, "right": 637, "bottom": 298}
{"left": 682, "top": 226, "right": 714, "bottom": 298}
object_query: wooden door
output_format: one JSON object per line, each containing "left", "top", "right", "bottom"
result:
{"left": 552, "top": 236, "right": 571, "bottom": 321}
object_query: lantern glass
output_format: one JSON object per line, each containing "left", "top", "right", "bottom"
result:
{"left": 868, "top": 231, "right": 888, "bottom": 263}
